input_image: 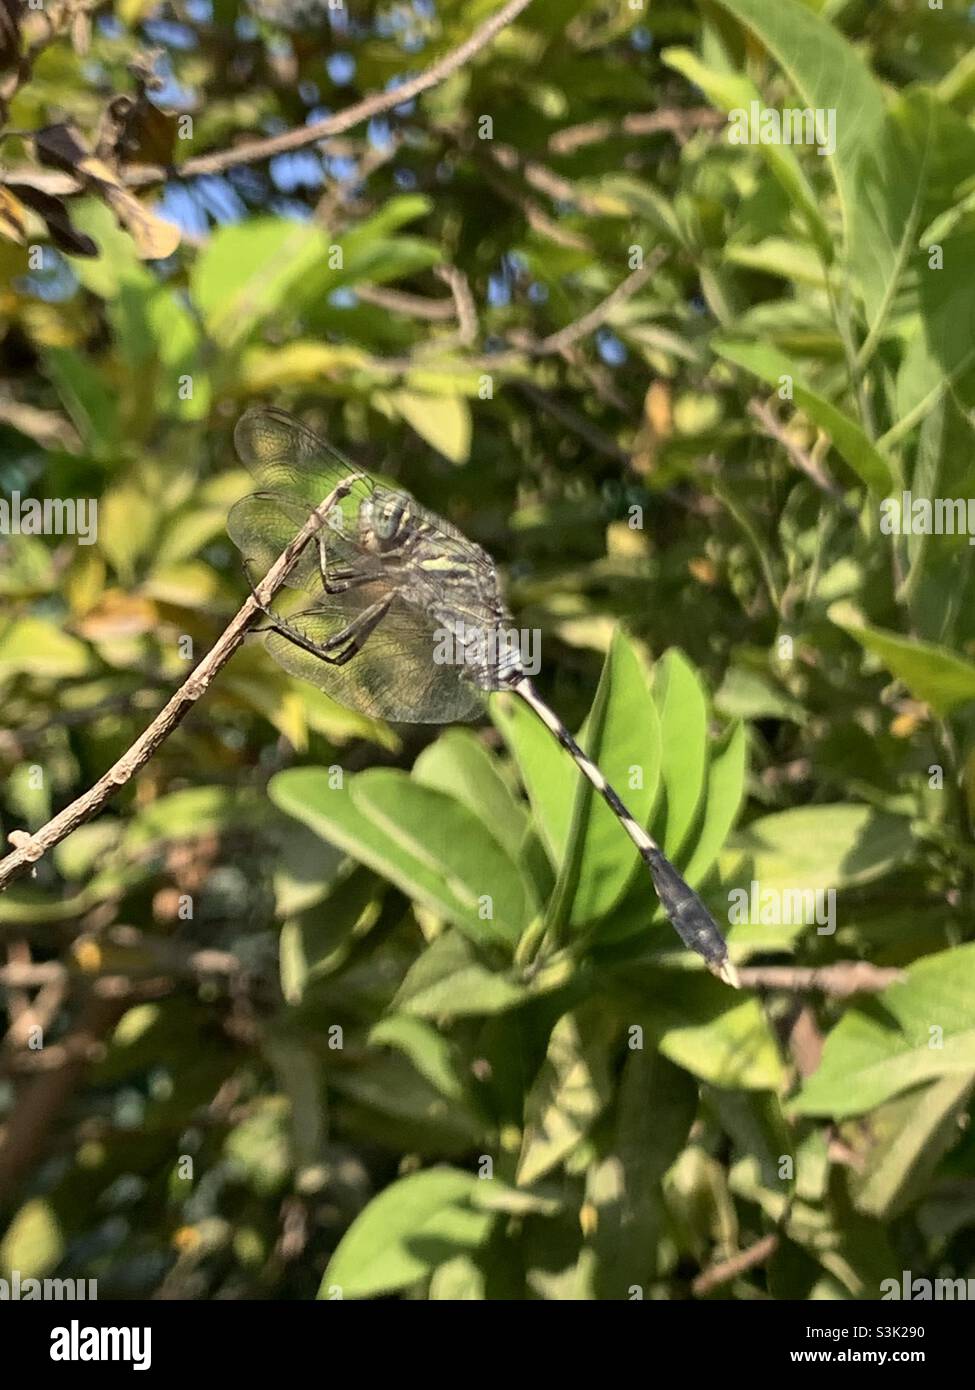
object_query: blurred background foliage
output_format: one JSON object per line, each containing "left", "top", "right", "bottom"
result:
{"left": 1, "top": 0, "right": 975, "bottom": 1300}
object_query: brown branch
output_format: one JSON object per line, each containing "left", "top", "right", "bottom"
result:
{"left": 5, "top": 0, "right": 536, "bottom": 196}
{"left": 737, "top": 962, "right": 906, "bottom": 997}
{"left": 748, "top": 397, "right": 854, "bottom": 511}
{"left": 549, "top": 108, "right": 725, "bottom": 156}
{"left": 0, "top": 477, "right": 359, "bottom": 893}
{"left": 692, "top": 1234, "right": 779, "bottom": 1296}
{"left": 433, "top": 263, "right": 479, "bottom": 346}
{"left": 534, "top": 254, "right": 665, "bottom": 357}
{"left": 486, "top": 141, "right": 606, "bottom": 216}
{"left": 343, "top": 256, "right": 666, "bottom": 380}
{"left": 785, "top": 1002, "right": 824, "bottom": 1078}
{"left": 0, "top": 932, "right": 242, "bottom": 991}
{"left": 355, "top": 284, "right": 457, "bottom": 321}
{"left": 472, "top": 154, "right": 593, "bottom": 252}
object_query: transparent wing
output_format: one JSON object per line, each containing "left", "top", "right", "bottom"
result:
{"left": 227, "top": 491, "right": 383, "bottom": 593}
{"left": 260, "top": 587, "right": 486, "bottom": 724}
{"left": 234, "top": 406, "right": 377, "bottom": 515}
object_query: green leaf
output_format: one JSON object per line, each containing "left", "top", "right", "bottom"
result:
{"left": 591, "top": 1049, "right": 698, "bottom": 1297}
{"left": 331, "top": 1051, "right": 483, "bottom": 1151}
{"left": 680, "top": 719, "right": 747, "bottom": 888}
{"left": 856, "top": 92, "right": 975, "bottom": 366}
{"left": 412, "top": 729, "right": 529, "bottom": 862}
{"left": 239, "top": 341, "right": 370, "bottom": 392}
{"left": 270, "top": 767, "right": 532, "bottom": 948}
{"left": 98, "top": 484, "right": 158, "bottom": 582}
{"left": 0, "top": 617, "right": 93, "bottom": 678}
{"left": 661, "top": 47, "right": 830, "bottom": 258}
{"left": 709, "top": 1088, "right": 795, "bottom": 1194}
{"left": 352, "top": 770, "right": 534, "bottom": 944}
{"left": 723, "top": 803, "right": 914, "bottom": 950}
{"left": 652, "top": 649, "right": 708, "bottom": 858}
{"left": 320, "top": 1167, "right": 494, "bottom": 1299}
{"left": 368, "top": 1014, "right": 471, "bottom": 1105}
{"left": 125, "top": 786, "right": 242, "bottom": 848}
{"left": 0, "top": 1200, "right": 64, "bottom": 1281}
{"left": 645, "top": 974, "right": 785, "bottom": 1089}
{"left": 792, "top": 943, "right": 975, "bottom": 1118}
{"left": 42, "top": 347, "right": 119, "bottom": 455}
{"left": 516, "top": 1005, "right": 615, "bottom": 1187}
{"left": 830, "top": 602, "right": 975, "bottom": 715}
{"left": 712, "top": 0, "right": 885, "bottom": 256}
{"left": 851, "top": 1073, "right": 974, "bottom": 1219}
{"left": 392, "top": 930, "right": 531, "bottom": 1019}
{"left": 714, "top": 338, "right": 894, "bottom": 492}
{"left": 191, "top": 218, "right": 333, "bottom": 346}
{"left": 560, "top": 629, "right": 662, "bottom": 927}
{"left": 386, "top": 390, "right": 472, "bottom": 464}
{"left": 491, "top": 686, "right": 576, "bottom": 866}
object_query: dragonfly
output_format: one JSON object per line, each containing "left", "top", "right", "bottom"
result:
{"left": 229, "top": 406, "right": 737, "bottom": 987}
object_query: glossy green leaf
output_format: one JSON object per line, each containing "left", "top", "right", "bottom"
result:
{"left": 561, "top": 629, "right": 661, "bottom": 926}
{"left": 320, "top": 1167, "right": 495, "bottom": 1299}
{"left": 646, "top": 975, "right": 785, "bottom": 1090}
{"left": 680, "top": 719, "right": 747, "bottom": 887}
{"left": 713, "top": 0, "right": 885, "bottom": 254}
{"left": 793, "top": 944, "right": 975, "bottom": 1118}
{"left": 270, "top": 767, "right": 532, "bottom": 948}
{"left": 652, "top": 649, "right": 709, "bottom": 858}
{"left": 851, "top": 1073, "right": 974, "bottom": 1219}
{"left": 392, "top": 929, "right": 531, "bottom": 1019}
{"left": 831, "top": 602, "right": 975, "bottom": 715}
{"left": 491, "top": 686, "right": 576, "bottom": 866}
{"left": 517, "top": 1005, "right": 615, "bottom": 1187}
{"left": 412, "top": 728, "right": 529, "bottom": 862}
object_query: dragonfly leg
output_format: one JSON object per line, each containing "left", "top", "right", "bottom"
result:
{"left": 315, "top": 544, "right": 375, "bottom": 596}
{"left": 260, "top": 594, "right": 393, "bottom": 668}
{"left": 317, "top": 593, "right": 393, "bottom": 665}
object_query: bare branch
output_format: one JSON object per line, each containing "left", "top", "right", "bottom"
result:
{"left": 433, "top": 263, "right": 479, "bottom": 346}
{"left": 355, "top": 284, "right": 458, "bottom": 321}
{"left": 0, "top": 481, "right": 357, "bottom": 893}
{"left": 737, "top": 961, "right": 906, "bottom": 997}
{"left": 2, "top": 0, "right": 534, "bottom": 197}
{"left": 748, "top": 396, "right": 854, "bottom": 511}
{"left": 549, "top": 108, "right": 725, "bottom": 156}
{"left": 534, "top": 253, "right": 666, "bottom": 356}
{"left": 692, "top": 1234, "right": 780, "bottom": 1296}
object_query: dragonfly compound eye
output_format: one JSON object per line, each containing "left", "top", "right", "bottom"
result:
{"left": 370, "top": 489, "right": 408, "bottom": 542}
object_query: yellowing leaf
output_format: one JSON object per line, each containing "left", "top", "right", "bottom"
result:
{"left": 387, "top": 390, "right": 472, "bottom": 464}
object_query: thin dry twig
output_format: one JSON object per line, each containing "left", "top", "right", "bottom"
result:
{"left": 548, "top": 108, "right": 725, "bottom": 155}
{"left": 433, "top": 263, "right": 479, "bottom": 346}
{"left": 533, "top": 255, "right": 665, "bottom": 357}
{"left": 737, "top": 962, "right": 905, "bottom": 997}
{"left": 692, "top": 1234, "right": 780, "bottom": 1296}
{"left": 5, "top": 0, "right": 536, "bottom": 193}
{"left": 748, "top": 396, "right": 854, "bottom": 511}
{"left": 355, "top": 284, "right": 457, "bottom": 321}
{"left": 0, "top": 480, "right": 357, "bottom": 892}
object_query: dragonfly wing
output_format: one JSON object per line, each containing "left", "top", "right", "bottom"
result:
{"left": 262, "top": 590, "right": 485, "bottom": 723}
{"left": 234, "top": 406, "right": 376, "bottom": 514}
{"left": 228, "top": 493, "right": 321, "bottom": 590}
{"left": 228, "top": 491, "right": 384, "bottom": 593}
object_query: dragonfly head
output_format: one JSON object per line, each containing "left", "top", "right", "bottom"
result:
{"left": 364, "top": 488, "right": 410, "bottom": 547}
